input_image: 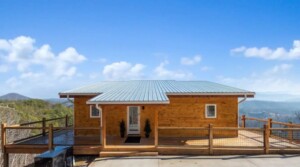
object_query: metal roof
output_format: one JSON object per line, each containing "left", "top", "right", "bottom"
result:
{"left": 59, "top": 80, "right": 255, "bottom": 104}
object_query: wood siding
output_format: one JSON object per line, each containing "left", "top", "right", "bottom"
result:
{"left": 73, "top": 95, "right": 238, "bottom": 137}
{"left": 158, "top": 96, "right": 238, "bottom": 137}
{"left": 74, "top": 96, "right": 101, "bottom": 135}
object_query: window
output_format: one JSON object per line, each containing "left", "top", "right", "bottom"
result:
{"left": 205, "top": 104, "right": 217, "bottom": 118}
{"left": 90, "top": 105, "right": 101, "bottom": 118}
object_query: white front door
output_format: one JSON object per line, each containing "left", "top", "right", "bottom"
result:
{"left": 127, "top": 106, "right": 140, "bottom": 135}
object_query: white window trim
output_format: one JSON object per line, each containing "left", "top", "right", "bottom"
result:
{"left": 205, "top": 104, "right": 217, "bottom": 118}
{"left": 90, "top": 105, "right": 101, "bottom": 118}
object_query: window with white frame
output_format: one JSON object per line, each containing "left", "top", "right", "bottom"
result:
{"left": 205, "top": 104, "right": 217, "bottom": 118}
{"left": 90, "top": 105, "right": 101, "bottom": 118}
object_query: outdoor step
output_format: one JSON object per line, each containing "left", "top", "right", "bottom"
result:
{"left": 99, "top": 151, "right": 158, "bottom": 157}
{"left": 103, "top": 146, "right": 156, "bottom": 152}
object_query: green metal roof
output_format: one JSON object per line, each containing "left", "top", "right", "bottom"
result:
{"left": 59, "top": 80, "right": 255, "bottom": 104}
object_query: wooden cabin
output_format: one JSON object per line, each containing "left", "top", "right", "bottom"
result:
{"left": 59, "top": 80, "right": 254, "bottom": 145}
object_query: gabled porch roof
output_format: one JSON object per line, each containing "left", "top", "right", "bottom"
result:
{"left": 59, "top": 80, "right": 255, "bottom": 104}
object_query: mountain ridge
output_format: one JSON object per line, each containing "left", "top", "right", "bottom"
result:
{"left": 0, "top": 93, "right": 31, "bottom": 101}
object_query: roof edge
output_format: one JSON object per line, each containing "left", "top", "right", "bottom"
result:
{"left": 166, "top": 92, "right": 255, "bottom": 97}
{"left": 59, "top": 92, "right": 100, "bottom": 98}
{"left": 86, "top": 101, "right": 170, "bottom": 105}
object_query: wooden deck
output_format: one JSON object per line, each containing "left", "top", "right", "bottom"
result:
{"left": 5, "top": 129, "right": 300, "bottom": 156}
{"left": 15, "top": 130, "right": 101, "bottom": 146}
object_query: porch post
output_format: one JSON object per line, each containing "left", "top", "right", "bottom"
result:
{"left": 154, "top": 110, "right": 158, "bottom": 147}
{"left": 102, "top": 109, "right": 106, "bottom": 147}
{"left": 209, "top": 124, "right": 213, "bottom": 155}
{"left": 1, "top": 123, "right": 8, "bottom": 167}
{"left": 241, "top": 115, "right": 246, "bottom": 128}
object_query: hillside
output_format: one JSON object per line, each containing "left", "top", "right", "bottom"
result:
{"left": 0, "top": 93, "right": 31, "bottom": 101}
{"left": 0, "top": 99, "right": 73, "bottom": 125}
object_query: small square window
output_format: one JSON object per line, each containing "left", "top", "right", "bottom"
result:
{"left": 205, "top": 104, "right": 217, "bottom": 118}
{"left": 90, "top": 105, "right": 101, "bottom": 118}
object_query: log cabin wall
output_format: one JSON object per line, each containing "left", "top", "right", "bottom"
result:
{"left": 73, "top": 95, "right": 238, "bottom": 137}
{"left": 158, "top": 95, "right": 239, "bottom": 137}
{"left": 74, "top": 96, "right": 101, "bottom": 136}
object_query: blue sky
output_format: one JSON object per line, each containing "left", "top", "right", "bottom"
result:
{"left": 0, "top": 0, "right": 300, "bottom": 99}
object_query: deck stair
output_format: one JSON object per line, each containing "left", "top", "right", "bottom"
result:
{"left": 100, "top": 151, "right": 158, "bottom": 157}
{"left": 100, "top": 145, "right": 158, "bottom": 157}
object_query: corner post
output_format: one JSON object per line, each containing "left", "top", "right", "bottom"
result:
{"left": 65, "top": 115, "right": 69, "bottom": 127}
{"left": 209, "top": 124, "right": 213, "bottom": 155}
{"left": 48, "top": 124, "right": 53, "bottom": 151}
{"left": 288, "top": 122, "right": 293, "bottom": 142}
{"left": 241, "top": 115, "right": 246, "bottom": 128}
{"left": 1, "top": 123, "right": 8, "bottom": 167}
{"left": 268, "top": 118, "right": 272, "bottom": 135}
{"left": 264, "top": 124, "right": 270, "bottom": 154}
{"left": 154, "top": 110, "right": 158, "bottom": 148}
{"left": 42, "top": 118, "right": 46, "bottom": 136}
{"left": 1, "top": 123, "right": 6, "bottom": 152}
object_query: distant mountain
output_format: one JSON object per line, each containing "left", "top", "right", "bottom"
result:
{"left": 240, "top": 100, "right": 300, "bottom": 115}
{"left": 254, "top": 92, "right": 300, "bottom": 102}
{"left": 240, "top": 100, "right": 300, "bottom": 123}
{"left": 0, "top": 93, "right": 31, "bottom": 101}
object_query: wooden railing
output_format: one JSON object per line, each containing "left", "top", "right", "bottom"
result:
{"left": 1, "top": 120, "right": 101, "bottom": 167}
{"left": 158, "top": 124, "right": 272, "bottom": 154}
{"left": 241, "top": 115, "right": 300, "bottom": 142}
{"left": 241, "top": 115, "right": 300, "bottom": 128}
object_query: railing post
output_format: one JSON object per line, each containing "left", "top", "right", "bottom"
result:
{"left": 288, "top": 122, "right": 293, "bottom": 142}
{"left": 1, "top": 123, "right": 6, "bottom": 152}
{"left": 48, "top": 124, "right": 53, "bottom": 151}
{"left": 102, "top": 110, "right": 106, "bottom": 147}
{"left": 65, "top": 115, "right": 69, "bottom": 127}
{"left": 242, "top": 115, "right": 246, "bottom": 128}
{"left": 268, "top": 118, "right": 272, "bottom": 135}
{"left": 2, "top": 123, "right": 9, "bottom": 167}
{"left": 42, "top": 117, "right": 46, "bottom": 136}
{"left": 209, "top": 124, "right": 213, "bottom": 155}
{"left": 264, "top": 124, "right": 270, "bottom": 154}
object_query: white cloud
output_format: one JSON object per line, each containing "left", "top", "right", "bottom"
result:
{"left": 102, "top": 61, "right": 145, "bottom": 80}
{"left": 0, "top": 36, "right": 86, "bottom": 78}
{"left": 231, "top": 40, "right": 300, "bottom": 60}
{"left": 154, "top": 61, "right": 193, "bottom": 79}
{"left": 181, "top": 55, "right": 202, "bottom": 65}
{"left": 218, "top": 64, "right": 300, "bottom": 94}
{"left": 0, "top": 65, "right": 9, "bottom": 73}
{"left": 200, "top": 66, "right": 212, "bottom": 72}
{"left": 0, "top": 36, "right": 88, "bottom": 98}
{"left": 95, "top": 58, "right": 107, "bottom": 63}
{"left": 266, "top": 64, "right": 292, "bottom": 75}
{"left": 5, "top": 77, "right": 22, "bottom": 89}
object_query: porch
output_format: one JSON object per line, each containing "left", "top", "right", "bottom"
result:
{"left": 2, "top": 115, "right": 300, "bottom": 167}
{"left": 14, "top": 129, "right": 299, "bottom": 149}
